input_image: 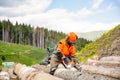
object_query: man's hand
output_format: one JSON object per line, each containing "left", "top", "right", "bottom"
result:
{"left": 72, "top": 56, "right": 79, "bottom": 64}
{"left": 69, "top": 61, "right": 75, "bottom": 66}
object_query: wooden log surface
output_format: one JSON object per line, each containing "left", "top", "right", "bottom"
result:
{"left": 100, "top": 56, "right": 120, "bottom": 62}
{"left": 13, "top": 57, "right": 120, "bottom": 80}
{"left": 85, "top": 60, "right": 120, "bottom": 68}
{"left": 81, "top": 65, "right": 120, "bottom": 79}
{"left": 32, "top": 64, "right": 82, "bottom": 80}
{"left": 13, "top": 63, "right": 63, "bottom": 80}
{"left": 0, "top": 71, "right": 10, "bottom": 80}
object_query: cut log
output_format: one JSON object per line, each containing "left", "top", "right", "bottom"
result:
{"left": 54, "top": 68, "right": 81, "bottom": 80}
{"left": 86, "top": 60, "right": 120, "bottom": 68}
{"left": 81, "top": 65, "right": 120, "bottom": 79}
{"left": 32, "top": 64, "right": 82, "bottom": 80}
{"left": 32, "top": 64, "right": 50, "bottom": 73}
{"left": 13, "top": 63, "right": 63, "bottom": 80}
{"left": 100, "top": 56, "right": 120, "bottom": 62}
{"left": 0, "top": 71, "right": 10, "bottom": 80}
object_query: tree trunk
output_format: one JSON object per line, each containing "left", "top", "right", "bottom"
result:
{"left": 2, "top": 26, "right": 5, "bottom": 41}
{"left": 40, "top": 28, "right": 44, "bottom": 49}
{"left": 32, "top": 28, "right": 36, "bottom": 47}
{"left": 4, "top": 28, "right": 9, "bottom": 42}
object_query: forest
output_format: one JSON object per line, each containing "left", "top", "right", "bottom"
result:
{"left": 0, "top": 20, "right": 91, "bottom": 51}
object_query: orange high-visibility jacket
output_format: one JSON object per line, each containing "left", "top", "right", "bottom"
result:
{"left": 57, "top": 39, "right": 76, "bottom": 57}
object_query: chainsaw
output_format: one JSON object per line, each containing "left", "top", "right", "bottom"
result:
{"left": 61, "top": 60, "right": 82, "bottom": 71}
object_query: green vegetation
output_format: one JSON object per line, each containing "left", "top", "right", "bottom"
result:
{"left": 75, "top": 38, "right": 91, "bottom": 52}
{"left": 0, "top": 40, "right": 47, "bottom": 66}
{"left": 0, "top": 20, "right": 66, "bottom": 49}
{"left": 77, "top": 24, "right": 120, "bottom": 62}
{"left": 0, "top": 19, "right": 92, "bottom": 66}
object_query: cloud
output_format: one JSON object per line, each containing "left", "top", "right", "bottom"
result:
{"left": 0, "top": 0, "right": 25, "bottom": 7}
{"left": 0, "top": 0, "right": 52, "bottom": 17}
{"left": 0, "top": 0, "right": 119, "bottom": 33}
{"left": 106, "top": 4, "right": 116, "bottom": 10}
{"left": 92, "top": 0, "right": 104, "bottom": 9}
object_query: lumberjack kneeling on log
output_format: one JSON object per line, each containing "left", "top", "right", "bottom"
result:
{"left": 49, "top": 32, "right": 79, "bottom": 75}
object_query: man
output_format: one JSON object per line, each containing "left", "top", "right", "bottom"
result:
{"left": 49, "top": 32, "right": 78, "bottom": 75}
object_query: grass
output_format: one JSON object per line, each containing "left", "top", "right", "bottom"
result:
{"left": 0, "top": 40, "right": 47, "bottom": 66}
{"left": 77, "top": 24, "right": 120, "bottom": 62}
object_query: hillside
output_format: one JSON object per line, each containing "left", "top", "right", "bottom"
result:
{"left": 0, "top": 24, "right": 120, "bottom": 79}
{"left": 76, "top": 30, "right": 107, "bottom": 41}
{"left": 77, "top": 24, "right": 120, "bottom": 62}
{"left": 0, "top": 41, "right": 47, "bottom": 66}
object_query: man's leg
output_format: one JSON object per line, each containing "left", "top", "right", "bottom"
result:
{"left": 49, "top": 54, "right": 59, "bottom": 75}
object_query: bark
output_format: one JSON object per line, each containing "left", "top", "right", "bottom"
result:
{"left": 13, "top": 63, "right": 63, "bottom": 80}
{"left": 81, "top": 65, "right": 120, "bottom": 79}
{"left": 0, "top": 71, "right": 10, "bottom": 80}
{"left": 2, "top": 26, "right": 5, "bottom": 41}
{"left": 100, "top": 56, "right": 120, "bottom": 62}
{"left": 32, "top": 64, "right": 82, "bottom": 80}
{"left": 10, "top": 28, "right": 14, "bottom": 43}
{"left": 15, "top": 28, "right": 18, "bottom": 43}
{"left": 32, "top": 28, "right": 36, "bottom": 47}
{"left": 4, "top": 28, "right": 9, "bottom": 42}
{"left": 18, "top": 28, "right": 22, "bottom": 44}
{"left": 39, "top": 28, "right": 41, "bottom": 49}
{"left": 39, "top": 28, "right": 44, "bottom": 49}
{"left": 36, "top": 28, "right": 40, "bottom": 48}
{"left": 85, "top": 60, "right": 120, "bottom": 68}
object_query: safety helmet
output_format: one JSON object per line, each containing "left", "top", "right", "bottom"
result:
{"left": 66, "top": 32, "right": 78, "bottom": 44}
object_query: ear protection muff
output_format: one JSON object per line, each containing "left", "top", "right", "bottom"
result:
{"left": 76, "top": 35, "right": 78, "bottom": 40}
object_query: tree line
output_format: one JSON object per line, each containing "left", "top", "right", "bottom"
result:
{"left": 0, "top": 20, "right": 66, "bottom": 49}
{"left": 0, "top": 20, "right": 91, "bottom": 51}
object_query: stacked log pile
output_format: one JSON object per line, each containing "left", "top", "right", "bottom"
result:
{"left": 32, "top": 56, "right": 120, "bottom": 80}
{"left": 0, "top": 71, "right": 10, "bottom": 80}
{"left": 1, "top": 56, "right": 119, "bottom": 80}
{"left": 81, "top": 56, "right": 120, "bottom": 79}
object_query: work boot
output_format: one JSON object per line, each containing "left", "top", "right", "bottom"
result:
{"left": 49, "top": 68, "right": 56, "bottom": 75}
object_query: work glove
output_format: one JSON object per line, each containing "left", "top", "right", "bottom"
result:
{"left": 68, "top": 61, "right": 74, "bottom": 66}
{"left": 71, "top": 56, "right": 79, "bottom": 64}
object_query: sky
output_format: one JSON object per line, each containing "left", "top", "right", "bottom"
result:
{"left": 0, "top": 0, "right": 120, "bottom": 33}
